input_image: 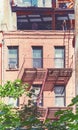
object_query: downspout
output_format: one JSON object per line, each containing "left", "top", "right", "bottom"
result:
{"left": 2, "top": 36, "right": 5, "bottom": 85}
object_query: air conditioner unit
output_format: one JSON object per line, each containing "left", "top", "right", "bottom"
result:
{"left": 9, "top": 63, "right": 17, "bottom": 69}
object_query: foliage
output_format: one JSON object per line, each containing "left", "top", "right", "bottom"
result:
{"left": 1, "top": 79, "right": 78, "bottom": 130}
{"left": 0, "top": 79, "right": 28, "bottom": 98}
{"left": 0, "top": 80, "right": 44, "bottom": 130}
{"left": 44, "top": 96, "right": 78, "bottom": 130}
{"left": 0, "top": 103, "right": 20, "bottom": 130}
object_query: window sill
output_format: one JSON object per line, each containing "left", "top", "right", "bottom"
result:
{"left": 6, "top": 68, "right": 19, "bottom": 71}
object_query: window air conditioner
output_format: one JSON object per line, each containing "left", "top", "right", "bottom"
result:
{"left": 9, "top": 63, "right": 17, "bottom": 69}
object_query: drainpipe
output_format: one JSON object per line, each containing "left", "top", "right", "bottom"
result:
{"left": 2, "top": 37, "right": 5, "bottom": 85}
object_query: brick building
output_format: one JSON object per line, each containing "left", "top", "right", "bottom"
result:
{"left": 0, "top": 0, "right": 75, "bottom": 120}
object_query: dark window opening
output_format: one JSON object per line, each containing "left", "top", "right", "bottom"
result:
{"left": 17, "top": 14, "right": 52, "bottom": 30}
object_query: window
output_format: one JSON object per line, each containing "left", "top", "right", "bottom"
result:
{"left": 8, "top": 97, "right": 19, "bottom": 107}
{"left": 22, "top": 0, "right": 38, "bottom": 6}
{"left": 32, "top": 46, "right": 43, "bottom": 68}
{"left": 54, "top": 85, "right": 65, "bottom": 107}
{"left": 8, "top": 46, "right": 18, "bottom": 69}
{"left": 54, "top": 46, "right": 65, "bottom": 68}
{"left": 32, "top": 84, "right": 43, "bottom": 106}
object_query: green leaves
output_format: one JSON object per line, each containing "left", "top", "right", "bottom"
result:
{"left": 0, "top": 102, "right": 20, "bottom": 130}
{"left": 1, "top": 79, "right": 78, "bottom": 130}
{"left": 0, "top": 79, "right": 28, "bottom": 98}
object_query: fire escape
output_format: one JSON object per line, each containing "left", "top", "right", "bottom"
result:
{"left": 20, "top": 67, "right": 72, "bottom": 121}
{"left": 12, "top": 0, "right": 74, "bottom": 121}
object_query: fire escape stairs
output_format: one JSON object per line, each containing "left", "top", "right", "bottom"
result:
{"left": 37, "top": 69, "right": 48, "bottom": 106}
{"left": 63, "top": 29, "right": 70, "bottom": 68}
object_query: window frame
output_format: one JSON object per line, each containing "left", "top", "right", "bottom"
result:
{"left": 32, "top": 84, "right": 43, "bottom": 106}
{"left": 32, "top": 46, "right": 43, "bottom": 68}
{"left": 54, "top": 85, "right": 66, "bottom": 107}
{"left": 54, "top": 46, "right": 65, "bottom": 68}
{"left": 7, "top": 46, "right": 19, "bottom": 69}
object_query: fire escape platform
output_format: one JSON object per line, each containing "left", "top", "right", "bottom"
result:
{"left": 22, "top": 68, "right": 72, "bottom": 90}
{"left": 38, "top": 107, "right": 71, "bottom": 121}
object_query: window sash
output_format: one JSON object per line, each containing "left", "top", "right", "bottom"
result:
{"left": 8, "top": 47, "right": 18, "bottom": 68}
{"left": 33, "top": 58, "right": 43, "bottom": 68}
{"left": 55, "top": 96, "right": 65, "bottom": 107}
{"left": 54, "top": 58, "right": 64, "bottom": 68}
{"left": 54, "top": 86, "right": 65, "bottom": 106}
{"left": 32, "top": 47, "right": 43, "bottom": 68}
{"left": 55, "top": 47, "right": 65, "bottom": 68}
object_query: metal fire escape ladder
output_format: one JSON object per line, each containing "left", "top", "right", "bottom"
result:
{"left": 43, "top": 108, "right": 49, "bottom": 123}
{"left": 63, "top": 19, "right": 70, "bottom": 68}
{"left": 37, "top": 69, "right": 48, "bottom": 106}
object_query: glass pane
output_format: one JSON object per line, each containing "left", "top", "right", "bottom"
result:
{"left": 55, "top": 48, "right": 64, "bottom": 58}
{"left": 32, "top": 47, "right": 43, "bottom": 68}
{"left": 32, "top": 0, "right": 37, "bottom": 6}
{"left": 8, "top": 47, "right": 18, "bottom": 68}
{"left": 55, "top": 97, "right": 64, "bottom": 107}
{"left": 33, "top": 58, "right": 42, "bottom": 68}
{"left": 22, "top": 0, "right": 37, "bottom": 6}
{"left": 8, "top": 97, "right": 18, "bottom": 107}
{"left": 55, "top": 58, "right": 64, "bottom": 68}
{"left": 33, "top": 49, "right": 42, "bottom": 58}
{"left": 9, "top": 58, "right": 17, "bottom": 64}
{"left": 54, "top": 86, "right": 65, "bottom": 96}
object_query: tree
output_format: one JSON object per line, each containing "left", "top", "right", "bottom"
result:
{"left": 0, "top": 79, "right": 26, "bottom": 130}
{"left": 0, "top": 79, "right": 78, "bottom": 130}
{"left": 0, "top": 79, "right": 44, "bottom": 130}
{"left": 44, "top": 96, "right": 78, "bottom": 130}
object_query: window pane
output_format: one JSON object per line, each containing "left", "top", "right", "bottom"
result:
{"left": 8, "top": 97, "right": 18, "bottom": 107}
{"left": 55, "top": 97, "right": 64, "bottom": 107}
{"left": 22, "top": 0, "right": 38, "bottom": 6}
{"left": 54, "top": 86, "right": 65, "bottom": 107}
{"left": 8, "top": 47, "right": 18, "bottom": 69}
{"left": 33, "top": 58, "right": 42, "bottom": 68}
{"left": 55, "top": 58, "right": 64, "bottom": 68}
{"left": 55, "top": 47, "right": 65, "bottom": 68}
{"left": 54, "top": 86, "right": 65, "bottom": 96}
{"left": 33, "top": 49, "right": 42, "bottom": 58}
{"left": 55, "top": 48, "right": 64, "bottom": 58}
{"left": 32, "top": 47, "right": 43, "bottom": 68}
